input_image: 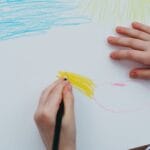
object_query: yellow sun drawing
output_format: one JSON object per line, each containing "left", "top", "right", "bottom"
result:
{"left": 58, "top": 71, "right": 95, "bottom": 99}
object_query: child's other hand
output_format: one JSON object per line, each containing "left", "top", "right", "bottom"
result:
{"left": 108, "top": 22, "right": 150, "bottom": 79}
{"left": 34, "top": 79, "right": 76, "bottom": 150}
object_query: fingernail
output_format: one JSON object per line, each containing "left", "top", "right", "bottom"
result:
{"left": 110, "top": 53, "right": 117, "bottom": 59}
{"left": 116, "top": 27, "right": 123, "bottom": 32}
{"left": 130, "top": 71, "right": 138, "bottom": 78}
{"left": 108, "top": 37, "right": 113, "bottom": 42}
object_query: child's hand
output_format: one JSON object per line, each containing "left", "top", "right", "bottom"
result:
{"left": 34, "top": 79, "right": 76, "bottom": 150}
{"left": 107, "top": 22, "right": 150, "bottom": 79}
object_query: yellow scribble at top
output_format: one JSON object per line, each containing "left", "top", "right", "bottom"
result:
{"left": 57, "top": 71, "right": 95, "bottom": 99}
{"left": 79, "top": 0, "right": 150, "bottom": 24}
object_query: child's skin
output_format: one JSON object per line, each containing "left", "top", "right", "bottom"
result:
{"left": 34, "top": 79, "right": 76, "bottom": 150}
{"left": 34, "top": 22, "right": 150, "bottom": 150}
{"left": 108, "top": 22, "right": 150, "bottom": 79}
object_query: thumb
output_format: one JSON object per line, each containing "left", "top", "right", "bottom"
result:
{"left": 63, "top": 84, "right": 75, "bottom": 122}
{"left": 59, "top": 84, "right": 76, "bottom": 150}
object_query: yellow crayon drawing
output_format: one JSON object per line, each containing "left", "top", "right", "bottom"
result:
{"left": 79, "top": 0, "right": 150, "bottom": 24}
{"left": 127, "top": 0, "right": 150, "bottom": 21}
{"left": 58, "top": 71, "right": 95, "bottom": 99}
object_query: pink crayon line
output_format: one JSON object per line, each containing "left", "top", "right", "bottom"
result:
{"left": 93, "top": 98, "right": 150, "bottom": 114}
{"left": 93, "top": 80, "right": 150, "bottom": 113}
{"left": 112, "top": 83, "right": 127, "bottom": 87}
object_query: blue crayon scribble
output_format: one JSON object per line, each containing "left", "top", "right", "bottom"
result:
{"left": 0, "top": 0, "right": 89, "bottom": 41}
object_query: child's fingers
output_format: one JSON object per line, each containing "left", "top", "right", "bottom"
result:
{"left": 110, "top": 50, "right": 146, "bottom": 64}
{"left": 108, "top": 36, "right": 147, "bottom": 51}
{"left": 130, "top": 68, "right": 150, "bottom": 79}
{"left": 40, "top": 81, "right": 68, "bottom": 123}
{"left": 46, "top": 80, "right": 68, "bottom": 109}
{"left": 132, "top": 22, "right": 150, "bottom": 34}
{"left": 116, "top": 26, "right": 150, "bottom": 41}
{"left": 34, "top": 80, "right": 68, "bottom": 130}
{"left": 39, "top": 79, "right": 63, "bottom": 105}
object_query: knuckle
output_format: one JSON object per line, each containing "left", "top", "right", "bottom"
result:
{"left": 40, "top": 90, "right": 46, "bottom": 99}
{"left": 117, "top": 37, "right": 122, "bottom": 43}
{"left": 143, "top": 59, "right": 150, "bottom": 65}
{"left": 142, "top": 54, "right": 150, "bottom": 65}
{"left": 34, "top": 111, "right": 41, "bottom": 122}
{"left": 145, "top": 42, "right": 150, "bottom": 50}
{"left": 126, "top": 28, "right": 130, "bottom": 33}
{"left": 34, "top": 112, "right": 39, "bottom": 123}
{"left": 41, "top": 88, "right": 47, "bottom": 96}
{"left": 133, "top": 30, "right": 140, "bottom": 37}
{"left": 41, "top": 89, "right": 45, "bottom": 95}
{"left": 126, "top": 51, "right": 134, "bottom": 59}
{"left": 128, "top": 39, "right": 135, "bottom": 46}
{"left": 145, "top": 26, "right": 150, "bottom": 33}
{"left": 34, "top": 111, "right": 43, "bottom": 125}
{"left": 34, "top": 109, "right": 54, "bottom": 126}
